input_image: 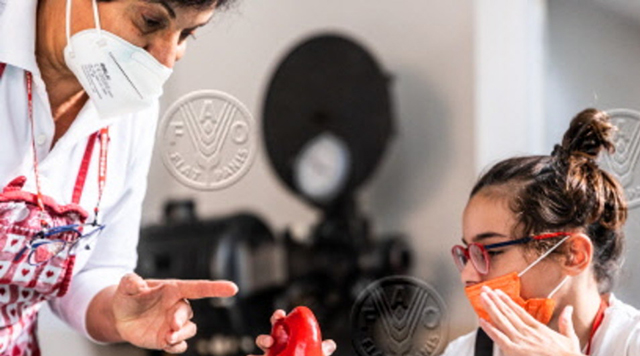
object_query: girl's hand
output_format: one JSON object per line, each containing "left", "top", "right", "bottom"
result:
{"left": 251, "top": 309, "right": 337, "bottom": 356}
{"left": 479, "top": 286, "right": 584, "bottom": 356}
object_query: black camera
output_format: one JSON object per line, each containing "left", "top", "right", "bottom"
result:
{"left": 136, "top": 198, "right": 410, "bottom": 356}
{"left": 137, "top": 34, "right": 408, "bottom": 356}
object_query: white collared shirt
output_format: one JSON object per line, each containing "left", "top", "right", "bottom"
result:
{"left": 441, "top": 294, "right": 640, "bottom": 356}
{"left": 0, "top": 0, "right": 158, "bottom": 340}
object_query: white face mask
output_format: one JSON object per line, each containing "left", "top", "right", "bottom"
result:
{"left": 63, "top": 0, "right": 173, "bottom": 119}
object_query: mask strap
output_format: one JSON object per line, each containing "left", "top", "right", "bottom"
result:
{"left": 91, "top": 0, "right": 103, "bottom": 37}
{"left": 65, "top": 0, "right": 73, "bottom": 51}
{"left": 518, "top": 235, "right": 571, "bottom": 277}
{"left": 547, "top": 275, "right": 570, "bottom": 298}
{"left": 66, "top": 0, "right": 103, "bottom": 53}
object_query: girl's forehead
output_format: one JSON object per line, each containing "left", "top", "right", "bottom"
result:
{"left": 464, "top": 193, "right": 515, "bottom": 226}
{"left": 462, "top": 193, "right": 518, "bottom": 242}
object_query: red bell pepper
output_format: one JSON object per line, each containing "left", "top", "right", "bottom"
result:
{"left": 266, "top": 306, "right": 324, "bottom": 356}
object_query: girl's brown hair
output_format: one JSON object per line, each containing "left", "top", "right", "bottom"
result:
{"left": 471, "top": 108, "right": 627, "bottom": 293}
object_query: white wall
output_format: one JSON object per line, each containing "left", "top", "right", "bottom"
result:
{"left": 474, "top": 0, "right": 547, "bottom": 172}
{"left": 545, "top": 0, "right": 640, "bottom": 307}
{"left": 546, "top": 0, "right": 640, "bottom": 147}
{"left": 41, "top": 1, "right": 478, "bottom": 355}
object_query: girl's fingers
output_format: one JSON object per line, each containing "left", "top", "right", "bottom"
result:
{"left": 271, "top": 310, "right": 286, "bottom": 325}
{"left": 256, "top": 334, "right": 274, "bottom": 352}
{"left": 494, "top": 289, "right": 539, "bottom": 327}
{"left": 479, "top": 318, "right": 515, "bottom": 351}
{"left": 322, "top": 340, "right": 337, "bottom": 356}
{"left": 480, "top": 289, "right": 519, "bottom": 339}
{"left": 558, "top": 305, "right": 580, "bottom": 349}
{"left": 487, "top": 288, "right": 532, "bottom": 332}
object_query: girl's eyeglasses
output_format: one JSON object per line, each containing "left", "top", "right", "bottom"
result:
{"left": 451, "top": 232, "right": 571, "bottom": 275}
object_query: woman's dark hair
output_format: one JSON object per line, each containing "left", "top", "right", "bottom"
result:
{"left": 98, "top": 0, "right": 236, "bottom": 11}
{"left": 471, "top": 108, "right": 627, "bottom": 293}
{"left": 169, "top": 0, "right": 235, "bottom": 10}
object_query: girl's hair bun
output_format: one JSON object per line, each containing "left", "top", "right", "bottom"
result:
{"left": 553, "top": 108, "right": 615, "bottom": 162}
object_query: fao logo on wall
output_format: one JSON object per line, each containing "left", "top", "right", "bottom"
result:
{"left": 601, "top": 109, "right": 640, "bottom": 209}
{"left": 350, "top": 276, "right": 448, "bottom": 356}
{"left": 159, "top": 90, "right": 257, "bottom": 190}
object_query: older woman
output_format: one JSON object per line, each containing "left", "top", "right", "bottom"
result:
{"left": 0, "top": 0, "right": 238, "bottom": 354}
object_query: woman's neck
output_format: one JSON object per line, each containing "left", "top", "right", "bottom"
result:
{"left": 35, "top": 0, "right": 87, "bottom": 122}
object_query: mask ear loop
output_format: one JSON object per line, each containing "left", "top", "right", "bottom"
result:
{"left": 518, "top": 235, "right": 572, "bottom": 277}
{"left": 66, "top": 0, "right": 104, "bottom": 54}
{"left": 547, "top": 275, "right": 570, "bottom": 298}
{"left": 65, "top": 0, "right": 73, "bottom": 54}
{"left": 91, "top": 0, "right": 103, "bottom": 37}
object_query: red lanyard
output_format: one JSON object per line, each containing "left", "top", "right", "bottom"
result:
{"left": 585, "top": 297, "right": 608, "bottom": 355}
{"left": 25, "top": 72, "right": 47, "bottom": 226}
{"left": 95, "top": 127, "right": 109, "bottom": 219}
{"left": 24, "top": 71, "right": 109, "bottom": 226}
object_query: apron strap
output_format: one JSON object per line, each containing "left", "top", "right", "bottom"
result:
{"left": 474, "top": 327, "right": 494, "bottom": 356}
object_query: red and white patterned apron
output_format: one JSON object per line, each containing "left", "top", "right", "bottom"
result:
{"left": 0, "top": 63, "right": 109, "bottom": 355}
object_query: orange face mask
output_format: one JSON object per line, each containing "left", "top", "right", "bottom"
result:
{"left": 464, "top": 236, "right": 570, "bottom": 325}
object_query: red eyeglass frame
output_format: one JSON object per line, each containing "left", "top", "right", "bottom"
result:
{"left": 451, "top": 232, "right": 571, "bottom": 275}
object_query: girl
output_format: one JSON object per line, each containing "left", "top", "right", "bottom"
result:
{"left": 257, "top": 108, "right": 640, "bottom": 356}
{"left": 445, "top": 108, "right": 640, "bottom": 355}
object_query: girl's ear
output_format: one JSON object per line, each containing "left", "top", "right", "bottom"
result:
{"left": 563, "top": 233, "right": 593, "bottom": 276}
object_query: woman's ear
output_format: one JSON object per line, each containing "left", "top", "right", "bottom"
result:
{"left": 563, "top": 233, "right": 593, "bottom": 275}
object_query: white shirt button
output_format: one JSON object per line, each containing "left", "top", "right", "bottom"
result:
{"left": 36, "top": 134, "right": 47, "bottom": 146}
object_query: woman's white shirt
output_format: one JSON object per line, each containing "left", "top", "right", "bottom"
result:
{"left": 440, "top": 294, "right": 640, "bottom": 356}
{"left": 0, "top": 0, "right": 158, "bottom": 341}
